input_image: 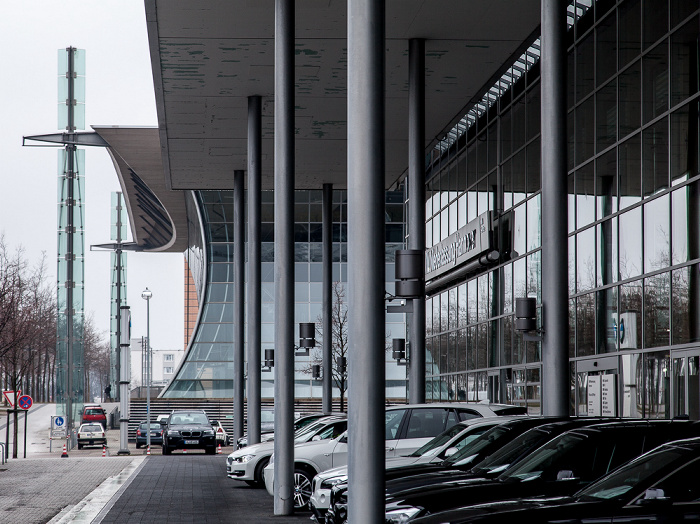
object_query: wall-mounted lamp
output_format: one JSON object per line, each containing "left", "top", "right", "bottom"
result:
{"left": 392, "top": 338, "right": 408, "bottom": 366}
{"left": 262, "top": 348, "right": 275, "bottom": 371}
{"left": 336, "top": 356, "right": 347, "bottom": 375}
{"left": 296, "top": 322, "right": 316, "bottom": 356}
{"left": 394, "top": 249, "right": 424, "bottom": 299}
{"left": 515, "top": 297, "right": 544, "bottom": 341}
{"left": 312, "top": 364, "right": 321, "bottom": 380}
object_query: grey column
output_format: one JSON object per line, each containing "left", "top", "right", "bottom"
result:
{"left": 408, "top": 38, "right": 426, "bottom": 404}
{"left": 247, "top": 95, "right": 262, "bottom": 445}
{"left": 322, "top": 183, "right": 333, "bottom": 413}
{"left": 273, "top": 0, "right": 295, "bottom": 515}
{"left": 234, "top": 169, "right": 245, "bottom": 444}
{"left": 347, "top": 1, "right": 386, "bottom": 522}
{"left": 540, "top": 0, "right": 569, "bottom": 416}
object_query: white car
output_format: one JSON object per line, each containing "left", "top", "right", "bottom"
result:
{"left": 226, "top": 416, "right": 346, "bottom": 487}
{"left": 307, "top": 417, "right": 514, "bottom": 519}
{"left": 264, "top": 403, "right": 526, "bottom": 509}
{"left": 211, "top": 420, "right": 230, "bottom": 446}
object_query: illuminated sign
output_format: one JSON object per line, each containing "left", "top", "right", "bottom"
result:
{"left": 425, "top": 212, "right": 491, "bottom": 280}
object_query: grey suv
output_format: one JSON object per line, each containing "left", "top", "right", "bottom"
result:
{"left": 161, "top": 410, "right": 217, "bottom": 455}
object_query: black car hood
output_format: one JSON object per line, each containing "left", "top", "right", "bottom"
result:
{"left": 169, "top": 424, "right": 211, "bottom": 432}
{"left": 386, "top": 469, "right": 482, "bottom": 495}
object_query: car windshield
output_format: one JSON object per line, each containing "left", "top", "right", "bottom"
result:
{"left": 577, "top": 448, "right": 687, "bottom": 502}
{"left": 472, "top": 427, "right": 551, "bottom": 475}
{"left": 410, "top": 424, "right": 467, "bottom": 457}
{"left": 81, "top": 425, "right": 101, "bottom": 432}
{"left": 170, "top": 413, "right": 209, "bottom": 425}
{"left": 499, "top": 432, "right": 586, "bottom": 482}
{"left": 442, "top": 425, "right": 512, "bottom": 467}
{"left": 261, "top": 410, "right": 275, "bottom": 423}
{"left": 141, "top": 423, "right": 161, "bottom": 430}
{"left": 294, "top": 419, "right": 334, "bottom": 442}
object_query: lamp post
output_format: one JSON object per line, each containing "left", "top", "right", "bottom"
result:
{"left": 141, "top": 287, "right": 152, "bottom": 451}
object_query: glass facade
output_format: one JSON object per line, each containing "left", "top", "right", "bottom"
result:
{"left": 163, "top": 189, "right": 408, "bottom": 398}
{"left": 424, "top": 0, "right": 700, "bottom": 418}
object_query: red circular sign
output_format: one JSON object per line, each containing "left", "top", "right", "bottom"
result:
{"left": 18, "top": 395, "right": 33, "bottom": 410}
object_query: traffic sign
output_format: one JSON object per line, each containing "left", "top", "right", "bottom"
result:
{"left": 2, "top": 390, "right": 20, "bottom": 407}
{"left": 54, "top": 416, "right": 65, "bottom": 428}
{"left": 18, "top": 395, "right": 33, "bottom": 410}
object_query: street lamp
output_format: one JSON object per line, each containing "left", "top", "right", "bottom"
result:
{"left": 141, "top": 287, "right": 153, "bottom": 451}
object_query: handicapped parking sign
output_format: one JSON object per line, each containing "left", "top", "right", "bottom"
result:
{"left": 18, "top": 395, "right": 33, "bottom": 410}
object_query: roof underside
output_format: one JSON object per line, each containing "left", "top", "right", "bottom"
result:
{"left": 145, "top": 0, "right": 541, "bottom": 191}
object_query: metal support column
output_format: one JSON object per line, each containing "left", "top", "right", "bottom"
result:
{"left": 234, "top": 169, "right": 245, "bottom": 445}
{"left": 66, "top": 47, "right": 76, "bottom": 433}
{"left": 273, "top": 0, "right": 295, "bottom": 515}
{"left": 408, "top": 38, "right": 426, "bottom": 404}
{"left": 540, "top": 0, "right": 569, "bottom": 416}
{"left": 347, "top": 1, "right": 386, "bottom": 522}
{"left": 322, "top": 183, "right": 333, "bottom": 414}
{"left": 247, "top": 95, "right": 262, "bottom": 446}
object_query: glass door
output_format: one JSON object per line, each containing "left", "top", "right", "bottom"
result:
{"left": 575, "top": 357, "right": 619, "bottom": 417}
{"left": 671, "top": 350, "right": 700, "bottom": 421}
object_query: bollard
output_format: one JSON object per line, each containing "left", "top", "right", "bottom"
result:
{"left": 102, "top": 446, "right": 106, "bottom": 458}
{"left": 217, "top": 443, "right": 222, "bottom": 454}
{"left": 147, "top": 446, "right": 151, "bottom": 456}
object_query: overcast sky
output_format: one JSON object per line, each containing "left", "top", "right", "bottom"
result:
{"left": 1, "top": 1, "right": 185, "bottom": 351}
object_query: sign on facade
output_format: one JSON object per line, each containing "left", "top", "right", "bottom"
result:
{"left": 601, "top": 374, "right": 617, "bottom": 416}
{"left": 587, "top": 375, "right": 601, "bottom": 416}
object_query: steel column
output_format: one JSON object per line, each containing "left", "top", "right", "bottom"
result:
{"left": 234, "top": 169, "right": 245, "bottom": 444}
{"left": 273, "top": 0, "right": 295, "bottom": 515}
{"left": 322, "top": 183, "right": 333, "bottom": 414}
{"left": 247, "top": 95, "right": 262, "bottom": 445}
{"left": 408, "top": 38, "right": 426, "bottom": 404}
{"left": 540, "top": 0, "right": 569, "bottom": 416}
{"left": 347, "top": 1, "right": 386, "bottom": 522}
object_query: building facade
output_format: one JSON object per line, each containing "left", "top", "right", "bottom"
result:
{"left": 422, "top": 0, "right": 699, "bottom": 419}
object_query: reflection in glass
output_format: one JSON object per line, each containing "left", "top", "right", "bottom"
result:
{"left": 596, "top": 149, "right": 617, "bottom": 220}
{"left": 620, "top": 280, "right": 643, "bottom": 350}
{"left": 618, "top": 134, "right": 642, "bottom": 209}
{"left": 643, "top": 195, "right": 670, "bottom": 272}
{"left": 619, "top": 206, "right": 642, "bottom": 279}
{"left": 672, "top": 265, "right": 700, "bottom": 345}
{"left": 643, "top": 272, "right": 670, "bottom": 348}
{"left": 642, "top": 117, "right": 669, "bottom": 196}
{"left": 576, "top": 293, "right": 595, "bottom": 356}
{"left": 596, "top": 217, "right": 618, "bottom": 288}
{"left": 577, "top": 227, "right": 596, "bottom": 292}
{"left": 596, "top": 286, "right": 618, "bottom": 353}
{"left": 642, "top": 352, "right": 670, "bottom": 419}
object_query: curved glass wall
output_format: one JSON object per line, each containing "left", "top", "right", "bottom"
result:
{"left": 163, "top": 189, "right": 407, "bottom": 398}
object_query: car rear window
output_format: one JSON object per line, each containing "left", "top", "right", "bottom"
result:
{"left": 85, "top": 408, "right": 105, "bottom": 415}
{"left": 82, "top": 425, "right": 102, "bottom": 432}
{"left": 140, "top": 423, "right": 161, "bottom": 430}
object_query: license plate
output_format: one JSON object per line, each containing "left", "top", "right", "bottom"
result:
{"left": 184, "top": 439, "right": 199, "bottom": 444}
{"left": 151, "top": 432, "right": 159, "bottom": 436}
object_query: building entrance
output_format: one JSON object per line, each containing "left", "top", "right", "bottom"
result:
{"left": 671, "top": 350, "right": 700, "bottom": 421}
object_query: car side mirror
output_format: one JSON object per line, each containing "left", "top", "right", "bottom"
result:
{"left": 339, "top": 435, "right": 348, "bottom": 443}
{"left": 210, "top": 420, "right": 218, "bottom": 425}
{"left": 444, "top": 447, "right": 459, "bottom": 458}
{"left": 311, "top": 435, "right": 322, "bottom": 441}
{"left": 556, "top": 470, "right": 576, "bottom": 481}
{"left": 159, "top": 420, "right": 167, "bottom": 426}
{"left": 637, "top": 488, "right": 671, "bottom": 506}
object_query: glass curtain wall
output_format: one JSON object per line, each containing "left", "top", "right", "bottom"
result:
{"left": 163, "top": 189, "right": 407, "bottom": 398}
{"left": 424, "top": 0, "right": 700, "bottom": 417}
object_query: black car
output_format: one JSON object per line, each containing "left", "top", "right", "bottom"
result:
{"left": 161, "top": 410, "right": 217, "bottom": 455}
{"left": 379, "top": 420, "right": 700, "bottom": 522}
{"left": 412, "top": 436, "right": 700, "bottom": 523}
{"left": 135, "top": 421, "right": 164, "bottom": 448}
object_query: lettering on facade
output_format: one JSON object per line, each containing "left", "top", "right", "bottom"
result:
{"left": 425, "top": 212, "right": 491, "bottom": 281}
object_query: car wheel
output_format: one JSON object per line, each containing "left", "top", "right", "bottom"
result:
{"left": 293, "top": 469, "right": 313, "bottom": 510}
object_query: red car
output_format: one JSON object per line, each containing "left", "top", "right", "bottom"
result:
{"left": 81, "top": 405, "right": 107, "bottom": 427}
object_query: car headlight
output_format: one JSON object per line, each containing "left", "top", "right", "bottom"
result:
{"left": 320, "top": 475, "right": 347, "bottom": 490}
{"left": 385, "top": 506, "right": 422, "bottom": 523}
{"left": 232, "top": 454, "right": 256, "bottom": 463}
{"left": 168, "top": 430, "right": 180, "bottom": 436}
{"left": 203, "top": 429, "right": 215, "bottom": 436}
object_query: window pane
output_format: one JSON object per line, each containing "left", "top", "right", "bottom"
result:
{"left": 643, "top": 194, "right": 670, "bottom": 272}
{"left": 642, "top": 117, "right": 669, "bottom": 196}
{"left": 619, "top": 206, "right": 643, "bottom": 279}
{"left": 644, "top": 272, "right": 670, "bottom": 348}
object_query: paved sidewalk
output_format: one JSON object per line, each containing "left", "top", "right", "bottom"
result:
{"left": 98, "top": 455, "right": 309, "bottom": 524}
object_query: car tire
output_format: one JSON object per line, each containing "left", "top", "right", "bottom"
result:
{"left": 293, "top": 469, "right": 313, "bottom": 510}
{"left": 243, "top": 457, "right": 270, "bottom": 488}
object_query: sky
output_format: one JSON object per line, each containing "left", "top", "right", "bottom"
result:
{"left": 0, "top": 1, "right": 184, "bottom": 351}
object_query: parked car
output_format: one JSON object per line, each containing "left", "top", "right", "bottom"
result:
{"left": 309, "top": 417, "right": 514, "bottom": 521}
{"left": 161, "top": 409, "right": 217, "bottom": 455}
{"left": 227, "top": 416, "right": 347, "bottom": 487}
{"left": 237, "top": 411, "right": 341, "bottom": 448}
{"left": 81, "top": 405, "right": 107, "bottom": 427}
{"left": 266, "top": 403, "right": 526, "bottom": 510}
{"left": 77, "top": 423, "right": 107, "bottom": 449}
{"left": 135, "top": 421, "right": 163, "bottom": 448}
{"left": 211, "top": 420, "right": 231, "bottom": 446}
{"left": 374, "top": 420, "right": 700, "bottom": 523}
{"left": 411, "top": 436, "right": 700, "bottom": 523}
